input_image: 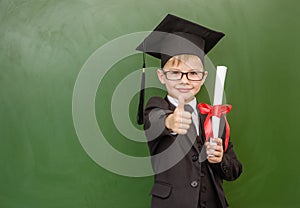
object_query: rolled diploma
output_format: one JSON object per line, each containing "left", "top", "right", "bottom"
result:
{"left": 210, "top": 66, "right": 227, "bottom": 146}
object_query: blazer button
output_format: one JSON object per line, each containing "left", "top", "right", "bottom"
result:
{"left": 221, "top": 164, "right": 229, "bottom": 173}
{"left": 192, "top": 154, "right": 199, "bottom": 161}
{"left": 200, "top": 202, "right": 207, "bottom": 208}
{"left": 190, "top": 181, "right": 198, "bottom": 188}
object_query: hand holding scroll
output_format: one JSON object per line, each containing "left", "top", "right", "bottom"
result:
{"left": 205, "top": 138, "right": 223, "bottom": 163}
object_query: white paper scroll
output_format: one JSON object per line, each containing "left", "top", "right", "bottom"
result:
{"left": 210, "top": 66, "right": 227, "bottom": 145}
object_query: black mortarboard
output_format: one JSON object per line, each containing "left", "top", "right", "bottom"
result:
{"left": 136, "top": 14, "right": 225, "bottom": 125}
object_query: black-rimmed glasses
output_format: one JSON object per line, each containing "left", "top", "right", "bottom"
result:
{"left": 163, "top": 69, "right": 206, "bottom": 81}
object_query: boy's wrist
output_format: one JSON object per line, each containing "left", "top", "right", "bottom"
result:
{"left": 165, "top": 114, "right": 178, "bottom": 135}
{"left": 165, "top": 114, "right": 173, "bottom": 131}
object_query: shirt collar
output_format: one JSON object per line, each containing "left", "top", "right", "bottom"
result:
{"left": 167, "top": 95, "right": 197, "bottom": 112}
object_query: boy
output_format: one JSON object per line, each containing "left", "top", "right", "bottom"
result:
{"left": 137, "top": 14, "right": 242, "bottom": 208}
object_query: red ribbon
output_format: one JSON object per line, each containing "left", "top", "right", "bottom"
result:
{"left": 197, "top": 103, "right": 232, "bottom": 151}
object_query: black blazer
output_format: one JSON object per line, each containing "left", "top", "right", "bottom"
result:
{"left": 144, "top": 96, "right": 242, "bottom": 208}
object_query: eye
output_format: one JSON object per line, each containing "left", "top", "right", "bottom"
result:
{"left": 189, "top": 71, "right": 198, "bottom": 75}
{"left": 169, "top": 71, "right": 180, "bottom": 75}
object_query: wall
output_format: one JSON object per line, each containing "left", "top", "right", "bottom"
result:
{"left": 1, "top": 0, "right": 299, "bottom": 207}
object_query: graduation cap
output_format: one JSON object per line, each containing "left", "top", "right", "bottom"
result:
{"left": 136, "top": 14, "right": 225, "bottom": 125}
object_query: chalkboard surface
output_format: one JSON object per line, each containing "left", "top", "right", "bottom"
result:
{"left": 1, "top": 0, "right": 300, "bottom": 207}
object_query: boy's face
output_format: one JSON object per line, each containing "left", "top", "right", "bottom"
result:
{"left": 157, "top": 56, "right": 207, "bottom": 103}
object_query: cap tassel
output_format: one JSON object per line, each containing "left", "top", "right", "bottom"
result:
{"left": 137, "top": 53, "right": 146, "bottom": 125}
{"left": 137, "top": 68, "right": 145, "bottom": 125}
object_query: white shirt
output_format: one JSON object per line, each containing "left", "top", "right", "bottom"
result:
{"left": 167, "top": 95, "right": 199, "bottom": 135}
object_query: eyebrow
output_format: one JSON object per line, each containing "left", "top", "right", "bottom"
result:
{"left": 167, "top": 68, "right": 204, "bottom": 72}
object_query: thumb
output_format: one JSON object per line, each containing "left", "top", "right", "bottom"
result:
{"left": 177, "top": 95, "right": 185, "bottom": 110}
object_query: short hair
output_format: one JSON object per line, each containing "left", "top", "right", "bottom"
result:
{"left": 163, "top": 54, "right": 203, "bottom": 69}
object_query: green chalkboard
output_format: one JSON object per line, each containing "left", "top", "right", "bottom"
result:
{"left": 1, "top": 0, "right": 300, "bottom": 207}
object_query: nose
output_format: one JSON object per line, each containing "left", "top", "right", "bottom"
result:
{"left": 180, "top": 73, "right": 190, "bottom": 84}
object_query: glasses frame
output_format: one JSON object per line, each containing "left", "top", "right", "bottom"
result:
{"left": 162, "top": 69, "right": 206, "bottom": 81}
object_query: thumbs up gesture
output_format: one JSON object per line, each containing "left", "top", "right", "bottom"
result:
{"left": 165, "top": 95, "right": 192, "bottom": 135}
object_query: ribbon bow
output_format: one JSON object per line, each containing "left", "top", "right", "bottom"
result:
{"left": 197, "top": 103, "right": 232, "bottom": 151}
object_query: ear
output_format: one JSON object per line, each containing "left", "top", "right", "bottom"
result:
{"left": 201, "top": 71, "right": 208, "bottom": 85}
{"left": 157, "top": 69, "right": 166, "bottom": 84}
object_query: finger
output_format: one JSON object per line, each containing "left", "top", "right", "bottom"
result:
{"left": 205, "top": 142, "right": 210, "bottom": 147}
{"left": 180, "top": 117, "right": 192, "bottom": 125}
{"left": 211, "top": 150, "right": 223, "bottom": 157}
{"left": 177, "top": 129, "right": 188, "bottom": 135}
{"left": 174, "top": 116, "right": 191, "bottom": 125}
{"left": 181, "top": 111, "right": 192, "bottom": 119}
{"left": 175, "top": 123, "right": 190, "bottom": 130}
{"left": 207, "top": 156, "right": 222, "bottom": 163}
{"left": 177, "top": 95, "right": 185, "bottom": 110}
{"left": 215, "top": 145, "right": 223, "bottom": 152}
{"left": 207, "top": 145, "right": 223, "bottom": 152}
{"left": 206, "top": 147, "right": 223, "bottom": 158}
{"left": 212, "top": 138, "right": 223, "bottom": 146}
{"left": 207, "top": 149, "right": 214, "bottom": 156}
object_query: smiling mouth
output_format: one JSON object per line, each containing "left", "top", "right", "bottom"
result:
{"left": 177, "top": 88, "right": 192, "bottom": 93}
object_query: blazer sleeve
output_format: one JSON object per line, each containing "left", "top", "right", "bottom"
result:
{"left": 209, "top": 116, "right": 243, "bottom": 181}
{"left": 143, "top": 97, "right": 175, "bottom": 155}
{"left": 210, "top": 140, "right": 243, "bottom": 181}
